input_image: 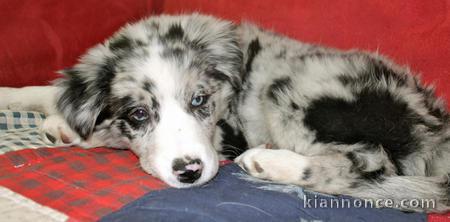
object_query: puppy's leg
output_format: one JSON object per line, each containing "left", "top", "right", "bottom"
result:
{"left": 236, "top": 145, "right": 449, "bottom": 212}
{"left": 0, "top": 86, "right": 59, "bottom": 115}
{"left": 235, "top": 145, "right": 361, "bottom": 194}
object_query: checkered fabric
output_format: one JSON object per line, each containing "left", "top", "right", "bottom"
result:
{"left": 0, "top": 110, "right": 57, "bottom": 154}
{"left": 0, "top": 110, "right": 46, "bottom": 130}
{"left": 0, "top": 147, "right": 168, "bottom": 221}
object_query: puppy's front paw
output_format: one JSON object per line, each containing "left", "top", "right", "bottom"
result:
{"left": 235, "top": 146, "right": 310, "bottom": 184}
{"left": 235, "top": 145, "right": 268, "bottom": 178}
{"left": 40, "top": 115, "right": 79, "bottom": 145}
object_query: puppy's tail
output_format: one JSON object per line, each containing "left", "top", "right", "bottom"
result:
{"left": 350, "top": 175, "right": 449, "bottom": 213}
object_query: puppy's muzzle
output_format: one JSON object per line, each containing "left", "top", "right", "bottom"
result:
{"left": 172, "top": 157, "right": 203, "bottom": 184}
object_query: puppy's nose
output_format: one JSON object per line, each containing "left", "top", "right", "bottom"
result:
{"left": 172, "top": 158, "right": 203, "bottom": 184}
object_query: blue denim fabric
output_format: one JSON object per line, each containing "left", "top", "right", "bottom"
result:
{"left": 101, "top": 164, "right": 425, "bottom": 222}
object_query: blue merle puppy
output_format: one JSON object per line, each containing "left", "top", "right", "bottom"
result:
{"left": 0, "top": 14, "right": 448, "bottom": 212}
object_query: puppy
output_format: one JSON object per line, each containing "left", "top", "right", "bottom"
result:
{"left": 1, "top": 14, "right": 448, "bottom": 212}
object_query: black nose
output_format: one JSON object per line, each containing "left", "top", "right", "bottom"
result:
{"left": 172, "top": 158, "right": 203, "bottom": 184}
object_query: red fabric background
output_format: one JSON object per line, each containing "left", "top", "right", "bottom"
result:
{"left": 0, "top": 0, "right": 156, "bottom": 87}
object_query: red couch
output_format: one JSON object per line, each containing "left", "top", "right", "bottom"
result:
{"left": 0, "top": 0, "right": 449, "bottom": 220}
{"left": 1, "top": 0, "right": 449, "bottom": 105}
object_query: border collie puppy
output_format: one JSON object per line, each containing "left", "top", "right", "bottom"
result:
{"left": 0, "top": 14, "right": 448, "bottom": 212}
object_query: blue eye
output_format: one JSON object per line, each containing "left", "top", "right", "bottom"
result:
{"left": 129, "top": 108, "right": 149, "bottom": 121}
{"left": 191, "top": 95, "right": 208, "bottom": 107}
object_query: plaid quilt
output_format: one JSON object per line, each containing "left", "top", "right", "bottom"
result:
{"left": 0, "top": 110, "right": 57, "bottom": 154}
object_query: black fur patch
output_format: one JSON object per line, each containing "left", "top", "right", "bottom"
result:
{"left": 414, "top": 78, "right": 449, "bottom": 122}
{"left": 150, "top": 97, "right": 160, "bottom": 120}
{"left": 58, "top": 69, "right": 87, "bottom": 111}
{"left": 205, "top": 67, "right": 230, "bottom": 83}
{"left": 290, "top": 102, "right": 300, "bottom": 110}
{"left": 109, "top": 35, "right": 133, "bottom": 51}
{"left": 346, "top": 152, "right": 386, "bottom": 182}
{"left": 217, "top": 119, "right": 249, "bottom": 160}
{"left": 94, "top": 58, "right": 117, "bottom": 95}
{"left": 165, "top": 23, "right": 184, "bottom": 41}
{"left": 45, "top": 133, "right": 57, "bottom": 144}
{"left": 95, "top": 106, "right": 112, "bottom": 126}
{"left": 244, "top": 38, "right": 261, "bottom": 75}
{"left": 361, "top": 167, "right": 386, "bottom": 182}
{"left": 246, "top": 38, "right": 261, "bottom": 73}
{"left": 305, "top": 90, "right": 421, "bottom": 173}
{"left": 205, "top": 67, "right": 241, "bottom": 92}
{"left": 117, "top": 120, "right": 134, "bottom": 140}
{"left": 346, "top": 152, "right": 359, "bottom": 169}
{"left": 302, "top": 168, "right": 312, "bottom": 180}
{"left": 172, "top": 47, "right": 185, "bottom": 57}
{"left": 369, "top": 59, "right": 407, "bottom": 86}
{"left": 340, "top": 59, "right": 445, "bottom": 133}
{"left": 116, "top": 96, "right": 135, "bottom": 111}
{"left": 242, "top": 38, "right": 261, "bottom": 87}
{"left": 267, "top": 77, "right": 292, "bottom": 105}
{"left": 142, "top": 81, "right": 154, "bottom": 93}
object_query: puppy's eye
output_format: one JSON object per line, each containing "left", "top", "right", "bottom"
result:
{"left": 129, "top": 108, "right": 149, "bottom": 122}
{"left": 191, "top": 95, "right": 209, "bottom": 107}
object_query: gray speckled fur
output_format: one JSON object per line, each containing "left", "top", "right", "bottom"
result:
{"left": 233, "top": 22, "right": 449, "bottom": 212}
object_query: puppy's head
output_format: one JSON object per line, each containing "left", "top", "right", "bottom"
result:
{"left": 56, "top": 14, "right": 242, "bottom": 187}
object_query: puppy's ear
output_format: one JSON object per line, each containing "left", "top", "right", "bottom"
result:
{"left": 187, "top": 15, "right": 244, "bottom": 91}
{"left": 56, "top": 59, "right": 115, "bottom": 140}
{"left": 210, "top": 24, "right": 244, "bottom": 92}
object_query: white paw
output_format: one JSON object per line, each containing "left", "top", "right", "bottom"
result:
{"left": 235, "top": 146, "right": 310, "bottom": 184}
{"left": 40, "top": 115, "right": 80, "bottom": 145}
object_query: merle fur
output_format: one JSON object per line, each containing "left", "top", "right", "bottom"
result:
{"left": 49, "top": 15, "right": 449, "bottom": 212}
